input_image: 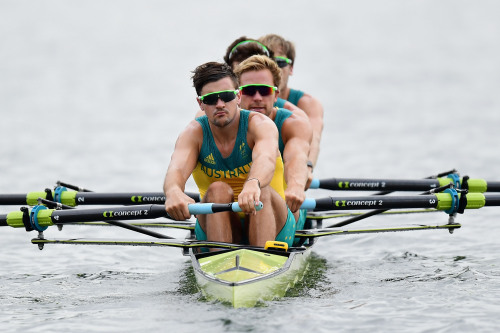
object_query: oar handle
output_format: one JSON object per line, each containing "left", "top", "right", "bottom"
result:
{"left": 188, "top": 202, "right": 263, "bottom": 215}
{"left": 301, "top": 198, "right": 317, "bottom": 210}
{"left": 309, "top": 179, "right": 320, "bottom": 189}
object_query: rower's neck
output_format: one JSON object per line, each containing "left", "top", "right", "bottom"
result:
{"left": 269, "top": 107, "right": 278, "bottom": 121}
{"left": 278, "top": 86, "right": 290, "bottom": 100}
{"left": 209, "top": 110, "right": 240, "bottom": 157}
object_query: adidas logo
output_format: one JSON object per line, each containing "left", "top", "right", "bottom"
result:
{"left": 204, "top": 153, "right": 215, "bottom": 165}
{"left": 239, "top": 142, "right": 248, "bottom": 158}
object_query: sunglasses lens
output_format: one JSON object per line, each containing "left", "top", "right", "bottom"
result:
{"left": 219, "top": 91, "right": 236, "bottom": 103}
{"left": 201, "top": 94, "right": 218, "bottom": 105}
{"left": 241, "top": 85, "right": 274, "bottom": 96}
{"left": 201, "top": 91, "right": 236, "bottom": 105}
{"left": 276, "top": 60, "right": 288, "bottom": 68}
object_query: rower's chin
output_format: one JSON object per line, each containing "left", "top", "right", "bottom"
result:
{"left": 249, "top": 108, "right": 265, "bottom": 114}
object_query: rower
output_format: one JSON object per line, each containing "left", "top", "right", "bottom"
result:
{"left": 163, "top": 62, "right": 296, "bottom": 248}
{"left": 259, "top": 34, "right": 324, "bottom": 175}
{"left": 222, "top": 37, "right": 308, "bottom": 126}
{"left": 234, "top": 55, "right": 313, "bottom": 244}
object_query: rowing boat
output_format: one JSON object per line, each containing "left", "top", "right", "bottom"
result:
{"left": 189, "top": 242, "right": 313, "bottom": 307}
{"left": 2, "top": 171, "right": 500, "bottom": 307}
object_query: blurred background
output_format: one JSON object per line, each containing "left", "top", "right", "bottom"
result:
{"left": 2, "top": 0, "right": 499, "bottom": 195}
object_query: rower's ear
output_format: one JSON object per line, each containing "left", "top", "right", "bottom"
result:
{"left": 197, "top": 97, "right": 203, "bottom": 110}
{"left": 236, "top": 89, "right": 242, "bottom": 106}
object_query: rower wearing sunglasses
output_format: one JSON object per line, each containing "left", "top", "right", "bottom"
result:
{"left": 164, "top": 62, "right": 297, "bottom": 248}
{"left": 222, "top": 36, "right": 320, "bottom": 188}
{"left": 259, "top": 34, "right": 324, "bottom": 178}
{"left": 222, "top": 36, "right": 309, "bottom": 121}
{"left": 234, "top": 55, "right": 313, "bottom": 244}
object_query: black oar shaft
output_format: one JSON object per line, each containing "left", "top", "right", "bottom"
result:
{"left": 38, "top": 199, "right": 176, "bottom": 239}
{"left": 313, "top": 196, "right": 438, "bottom": 211}
{"left": 0, "top": 214, "right": 7, "bottom": 227}
{"left": 74, "top": 192, "right": 168, "bottom": 205}
{"left": 50, "top": 204, "right": 168, "bottom": 223}
{"left": 319, "top": 171, "right": 457, "bottom": 227}
{"left": 314, "top": 177, "right": 500, "bottom": 193}
{"left": 0, "top": 191, "right": 200, "bottom": 206}
{"left": 486, "top": 182, "right": 500, "bottom": 192}
{"left": 317, "top": 178, "right": 441, "bottom": 192}
{"left": 75, "top": 192, "right": 201, "bottom": 204}
{"left": 485, "top": 193, "right": 500, "bottom": 206}
{"left": 0, "top": 194, "right": 31, "bottom": 205}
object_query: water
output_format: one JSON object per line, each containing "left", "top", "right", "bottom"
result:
{"left": 1, "top": 1, "right": 500, "bottom": 332}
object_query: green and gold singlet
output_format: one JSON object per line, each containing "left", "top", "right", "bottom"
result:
{"left": 273, "top": 89, "right": 305, "bottom": 108}
{"left": 192, "top": 109, "right": 285, "bottom": 201}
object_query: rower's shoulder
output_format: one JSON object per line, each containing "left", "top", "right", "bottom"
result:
{"left": 248, "top": 110, "right": 276, "bottom": 127}
{"left": 297, "top": 93, "right": 323, "bottom": 110}
{"left": 172, "top": 119, "right": 204, "bottom": 152}
{"left": 194, "top": 109, "right": 204, "bottom": 118}
{"left": 295, "top": 93, "right": 323, "bottom": 122}
{"left": 179, "top": 118, "right": 204, "bottom": 138}
{"left": 248, "top": 112, "right": 279, "bottom": 139}
{"left": 280, "top": 107, "right": 312, "bottom": 139}
{"left": 283, "top": 107, "right": 310, "bottom": 125}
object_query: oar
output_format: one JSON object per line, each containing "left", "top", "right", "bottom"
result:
{"left": 315, "top": 170, "right": 464, "bottom": 228}
{"left": 321, "top": 185, "right": 451, "bottom": 229}
{"left": 0, "top": 190, "right": 201, "bottom": 206}
{"left": 309, "top": 176, "right": 500, "bottom": 192}
{"left": 0, "top": 202, "right": 263, "bottom": 231}
{"left": 3, "top": 192, "right": 499, "bottom": 231}
{"left": 37, "top": 198, "right": 177, "bottom": 239}
{"left": 6, "top": 171, "right": 499, "bottom": 207}
{"left": 301, "top": 192, "right": 500, "bottom": 212}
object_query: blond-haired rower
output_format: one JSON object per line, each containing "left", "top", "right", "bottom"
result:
{"left": 234, "top": 55, "right": 313, "bottom": 244}
{"left": 259, "top": 34, "right": 324, "bottom": 174}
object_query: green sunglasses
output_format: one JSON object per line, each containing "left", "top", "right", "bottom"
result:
{"left": 274, "top": 56, "right": 293, "bottom": 68}
{"left": 198, "top": 90, "right": 239, "bottom": 105}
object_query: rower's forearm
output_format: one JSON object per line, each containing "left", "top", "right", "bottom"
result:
{"left": 247, "top": 155, "right": 276, "bottom": 188}
{"left": 308, "top": 133, "right": 321, "bottom": 166}
{"left": 284, "top": 156, "right": 309, "bottom": 190}
{"left": 306, "top": 115, "right": 323, "bottom": 166}
{"left": 163, "top": 170, "right": 187, "bottom": 196}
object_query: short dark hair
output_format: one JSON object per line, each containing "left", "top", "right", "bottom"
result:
{"left": 191, "top": 62, "right": 239, "bottom": 96}
{"left": 223, "top": 36, "right": 274, "bottom": 68}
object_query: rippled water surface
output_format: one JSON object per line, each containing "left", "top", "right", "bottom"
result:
{"left": 1, "top": 1, "right": 500, "bottom": 332}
